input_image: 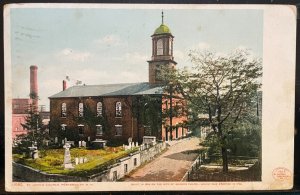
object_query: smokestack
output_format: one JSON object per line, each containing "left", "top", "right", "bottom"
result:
{"left": 63, "top": 80, "right": 67, "bottom": 91}
{"left": 30, "top": 65, "right": 38, "bottom": 110}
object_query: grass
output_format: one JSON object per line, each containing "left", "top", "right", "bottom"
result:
{"left": 13, "top": 146, "right": 139, "bottom": 177}
{"left": 189, "top": 161, "right": 261, "bottom": 181}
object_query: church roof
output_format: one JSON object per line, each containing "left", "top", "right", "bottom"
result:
{"left": 49, "top": 82, "right": 164, "bottom": 98}
{"left": 153, "top": 24, "right": 172, "bottom": 35}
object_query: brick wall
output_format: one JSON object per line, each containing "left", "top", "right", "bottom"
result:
{"left": 49, "top": 96, "right": 142, "bottom": 144}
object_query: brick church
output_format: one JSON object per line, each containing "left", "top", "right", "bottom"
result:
{"left": 49, "top": 13, "right": 188, "bottom": 145}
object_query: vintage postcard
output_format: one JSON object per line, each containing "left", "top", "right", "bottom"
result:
{"left": 4, "top": 4, "right": 296, "bottom": 191}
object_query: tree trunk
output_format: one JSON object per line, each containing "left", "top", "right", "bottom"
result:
{"left": 221, "top": 146, "right": 228, "bottom": 172}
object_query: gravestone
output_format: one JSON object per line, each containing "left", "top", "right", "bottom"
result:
{"left": 63, "top": 143, "right": 74, "bottom": 169}
{"left": 32, "top": 149, "right": 39, "bottom": 159}
{"left": 136, "top": 142, "right": 139, "bottom": 147}
{"left": 55, "top": 137, "right": 58, "bottom": 144}
{"left": 82, "top": 141, "right": 86, "bottom": 148}
{"left": 78, "top": 141, "right": 82, "bottom": 147}
{"left": 88, "top": 136, "right": 91, "bottom": 142}
{"left": 75, "top": 157, "right": 79, "bottom": 165}
{"left": 79, "top": 157, "right": 83, "bottom": 164}
{"left": 83, "top": 157, "right": 88, "bottom": 163}
{"left": 128, "top": 137, "right": 132, "bottom": 145}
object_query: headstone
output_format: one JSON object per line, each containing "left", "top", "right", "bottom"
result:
{"left": 84, "top": 157, "right": 88, "bottom": 163}
{"left": 55, "top": 137, "right": 58, "bottom": 144}
{"left": 128, "top": 137, "right": 132, "bottom": 145}
{"left": 78, "top": 141, "right": 82, "bottom": 147}
{"left": 63, "top": 143, "right": 74, "bottom": 169}
{"left": 79, "top": 157, "right": 83, "bottom": 164}
{"left": 129, "top": 142, "right": 132, "bottom": 149}
{"left": 75, "top": 157, "right": 79, "bottom": 165}
{"left": 64, "top": 137, "right": 67, "bottom": 143}
{"left": 123, "top": 144, "right": 125, "bottom": 149}
{"left": 88, "top": 136, "right": 90, "bottom": 142}
{"left": 135, "top": 142, "right": 139, "bottom": 147}
{"left": 82, "top": 141, "right": 86, "bottom": 148}
{"left": 62, "top": 140, "right": 64, "bottom": 145}
{"left": 32, "top": 149, "right": 39, "bottom": 159}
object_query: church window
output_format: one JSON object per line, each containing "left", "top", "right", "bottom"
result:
{"left": 78, "top": 103, "right": 84, "bottom": 117}
{"left": 97, "top": 102, "right": 103, "bottom": 117}
{"left": 116, "top": 102, "right": 122, "bottom": 117}
{"left": 61, "top": 124, "right": 67, "bottom": 131}
{"left": 78, "top": 124, "right": 84, "bottom": 135}
{"left": 96, "top": 125, "right": 103, "bottom": 136}
{"left": 61, "top": 103, "right": 67, "bottom": 117}
{"left": 115, "top": 125, "right": 122, "bottom": 136}
{"left": 157, "top": 39, "right": 163, "bottom": 55}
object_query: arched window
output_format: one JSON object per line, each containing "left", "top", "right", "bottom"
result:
{"left": 116, "top": 101, "right": 122, "bottom": 117}
{"left": 61, "top": 103, "right": 67, "bottom": 117}
{"left": 157, "top": 39, "right": 163, "bottom": 55}
{"left": 97, "top": 102, "right": 103, "bottom": 117}
{"left": 78, "top": 103, "right": 84, "bottom": 117}
{"left": 61, "top": 124, "right": 67, "bottom": 131}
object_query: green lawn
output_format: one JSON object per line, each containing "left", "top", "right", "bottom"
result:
{"left": 13, "top": 146, "right": 138, "bottom": 177}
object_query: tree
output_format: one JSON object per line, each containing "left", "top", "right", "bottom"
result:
{"left": 14, "top": 104, "right": 48, "bottom": 153}
{"left": 163, "top": 49, "right": 262, "bottom": 172}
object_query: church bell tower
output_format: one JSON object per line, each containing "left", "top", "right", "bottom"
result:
{"left": 148, "top": 11, "right": 177, "bottom": 84}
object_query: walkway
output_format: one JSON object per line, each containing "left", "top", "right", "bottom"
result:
{"left": 124, "top": 137, "right": 202, "bottom": 181}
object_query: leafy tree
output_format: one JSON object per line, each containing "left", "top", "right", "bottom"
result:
{"left": 162, "top": 49, "right": 262, "bottom": 172}
{"left": 14, "top": 104, "right": 48, "bottom": 153}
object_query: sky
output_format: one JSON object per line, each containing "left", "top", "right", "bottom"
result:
{"left": 9, "top": 7, "right": 263, "bottom": 111}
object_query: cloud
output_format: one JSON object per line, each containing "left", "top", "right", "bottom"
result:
{"left": 95, "top": 34, "right": 121, "bottom": 46}
{"left": 58, "top": 48, "right": 92, "bottom": 62}
{"left": 123, "top": 52, "right": 148, "bottom": 64}
{"left": 195, "top": 42, "right": 211, "bottom": 50}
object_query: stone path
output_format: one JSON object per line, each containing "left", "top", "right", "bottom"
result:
{"left": 124, "top": 137, "right": 202, "bottom": 181}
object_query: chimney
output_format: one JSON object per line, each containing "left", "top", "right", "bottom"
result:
{"left": 63, "top": 80, "right": 67, "bottom": 91}
{"left": 30, "top": 65, "right": 38, "bottom": 110}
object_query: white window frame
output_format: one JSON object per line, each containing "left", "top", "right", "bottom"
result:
{"left": 78, "top": 103, "right": 84, "bottom": 117}
{"left": 115, "top": 125, "right": 122, "bottom": 136}
{"left": 96, "top": 124, "right": 103, "bottom": 136}
{"left": 78, "top": 124, "right": 84, "bottom": 135}
{"left": 115, "top": 102, "right": 122, "bottom": 117}
{"left": 97, "top": 102, "right": 103, "bottom": 117}
{"left": 61, "top": 124, "right": 67, "bottom": 131}
{"left": 61, "top": 103, "right": 67, "bottom": 117}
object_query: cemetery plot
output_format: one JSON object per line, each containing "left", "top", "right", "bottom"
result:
{"left": 13, "top": 146, "right": 138, "bottom": 177}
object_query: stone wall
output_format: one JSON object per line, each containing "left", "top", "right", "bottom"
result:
{"left": 13, "top": 142, "right": 167, "bottom": 182}
{"left": 140, "top": 142, "right": 167, "bottom": 164}
{"left": 13, "top": 162, "right": 88, "bottom": 182}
